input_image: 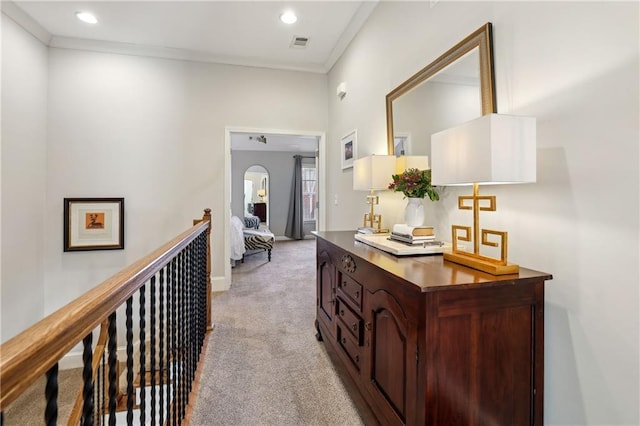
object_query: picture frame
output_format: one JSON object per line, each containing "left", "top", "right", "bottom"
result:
{"left": 393, "top": 133, "right": 412, "bottom": 157}
{"left": 64, "top": 198, "right": 125, "bottom": 251}
{"left": 341, "top": 129, "right": 357, "bottom": 170}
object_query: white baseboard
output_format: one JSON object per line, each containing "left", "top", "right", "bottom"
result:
{"left": 211, "top": 275, "right": 229, "bottom": 292}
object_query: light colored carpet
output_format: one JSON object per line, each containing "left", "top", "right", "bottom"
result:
{"left": 190, "top": 239, "right": 364, "bottom": 426}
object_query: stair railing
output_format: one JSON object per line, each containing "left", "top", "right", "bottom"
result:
{"left": 0, "top": 208, "right": 212, "bottom": 425}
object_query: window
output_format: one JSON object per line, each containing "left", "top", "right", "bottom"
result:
{"left": 302, "top": 166, "right": 317, "bottom": 222}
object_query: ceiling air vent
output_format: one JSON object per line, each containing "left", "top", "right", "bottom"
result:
{"left": 290, "top": 36, "right": 309, "bottom": 49}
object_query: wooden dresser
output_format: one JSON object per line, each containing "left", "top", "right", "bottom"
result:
{"left": 253, "top": 202, "right": 267, "bottom": 222}
{"left": 314, "top": 231, "right": 552, "bottom": 425}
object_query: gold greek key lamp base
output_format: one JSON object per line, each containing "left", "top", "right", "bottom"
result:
{"left": 444, "top": 252, "right": 519, "bottom": 275}
{"left": 362, "top": 193, "right": 388, "bottom": 233}
{"left": 445, "top": 183, "right": 519, "bottom": 275}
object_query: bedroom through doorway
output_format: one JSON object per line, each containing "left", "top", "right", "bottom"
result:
{"left": 223, "top": 128, "right": 326, "bottom": 288}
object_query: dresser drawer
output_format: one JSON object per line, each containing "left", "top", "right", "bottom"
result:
{"left": 338, "top": 273, "right": 363, "bottom": 311}
{"left": 337, "top": 323, "right": 361, "bottom": 370}
{"left": 336, "top": 297, "right": 363, "bottom": 345}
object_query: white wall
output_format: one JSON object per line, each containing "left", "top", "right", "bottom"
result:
{"left": 1, "top": 14, "right": 48, "bottom": 342}
{"left": 42, "top": 49, "right": 326, "bottom": 314}
{"left": 327, "top": 2, "right": 639, "bottom": 425}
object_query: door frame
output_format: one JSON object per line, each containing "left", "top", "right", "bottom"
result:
{"left": 223, "top": 126, "right": 326, "bottom": 290}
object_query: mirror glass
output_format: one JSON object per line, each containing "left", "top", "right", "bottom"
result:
{"left": 244, "top": 165, "right": 269, "bottom": 226}
{"left": 387, "top": 23, "right": 496, "bottom": 156}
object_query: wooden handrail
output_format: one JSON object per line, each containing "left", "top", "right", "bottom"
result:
{"left": 0, "top": 210, "right": 211, "bottom": 410}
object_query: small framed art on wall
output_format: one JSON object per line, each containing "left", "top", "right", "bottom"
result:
{"left": 63, "top": 198, "right": 125, "bottom": 251}
{"left": 341, "top": 129, "right": 357, "bottom": 170}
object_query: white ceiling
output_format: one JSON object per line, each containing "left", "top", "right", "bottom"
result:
{"left": 230, "top": 132, "right": 318, "bottom": 153}
{"left": 6, "top": 0, "right": 377, "bottom": 74}
{"left": 4, "top": 1, "right": 375, "bottom": 152}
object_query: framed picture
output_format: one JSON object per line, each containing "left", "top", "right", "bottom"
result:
{"left": 393, "top": 132, "right": 412, "bottom": 157}
{"left": 341, "top": 129, "right": 357, "bottom": 170}
{"left": 64, "top": 198, "right": 125, "bottom": 251}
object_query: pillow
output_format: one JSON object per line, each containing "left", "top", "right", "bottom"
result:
{"left": 244, "top": 215, "right": 260, "bottom": 229}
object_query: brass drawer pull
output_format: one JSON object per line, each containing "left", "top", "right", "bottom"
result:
{"left": 341, "top": 254, "right": 356, "bottom": 273}
{"left": 352, "top": 323, "right": 357, "bottom": 332}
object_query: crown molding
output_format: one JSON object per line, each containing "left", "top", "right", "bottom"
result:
{"left": 1, "top": 1, "right": 51, "bottom": 45}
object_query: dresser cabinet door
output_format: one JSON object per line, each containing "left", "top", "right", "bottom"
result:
{"left": 426, "top": 283, "right": 544, "bottom": 425}
{"left": 364, "top": 289, "right": 418, "bottom": 426}
{"left": 316, "top": 250, "right": 336, "bottom": 330}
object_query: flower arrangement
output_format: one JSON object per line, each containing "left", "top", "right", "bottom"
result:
{"left": 388, "top": 168, "right": 440, "bottom": 201}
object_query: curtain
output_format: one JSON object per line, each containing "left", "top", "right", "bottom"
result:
{"left": 285, "top": 155, "right": 304, "bottom": 240}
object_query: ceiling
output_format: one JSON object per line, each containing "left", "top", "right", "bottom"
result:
{"left": 6, "top": 1, "right": 378, "bottom": 74}
{"left": 230, "top": 132, "right": 318, "bottom": 153}
{"left": 4, "top": 1, "right": 376, "bottom": 152}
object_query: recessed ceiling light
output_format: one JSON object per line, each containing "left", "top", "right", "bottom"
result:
{"left": 280, "top": 11, "right": 297, "bottom": 24}
{"left": 76, "top": 11, "right": 98, "bottom": 24}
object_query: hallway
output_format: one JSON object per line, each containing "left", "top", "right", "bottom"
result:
{"left": 190, "top": 239, "right": 363, "bottom": 425}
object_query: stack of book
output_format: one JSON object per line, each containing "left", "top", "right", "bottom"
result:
{"left": 389, "top": 224, "right": 442, "bottom": 246}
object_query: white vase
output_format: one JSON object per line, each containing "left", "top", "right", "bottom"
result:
{"left": 404, "top": 197, "right": 424, "bottom": 227}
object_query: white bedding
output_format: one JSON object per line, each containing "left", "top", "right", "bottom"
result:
{"left": 230, "top": 216, "right": 246, "bottom": 260}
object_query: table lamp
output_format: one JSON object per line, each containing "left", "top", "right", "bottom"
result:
{"left": 395, "top": 155, "right": 430, "bottom": 173}
{"left": 353, "top": 155, "right": 396, "bottom": 232}
{"left": 431, "top": 113, "right": 536, "bottom": 275}
{"left": 257, "top": 189, "right": 266, "bottom": 201}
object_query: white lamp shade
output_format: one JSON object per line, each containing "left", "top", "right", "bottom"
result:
{"left": 395, "top": 155, "right": 429, "bottom": 173}
{"left": 431, "top": 113, "right": 536, "bottom": 186}
{"left": 353, "top": 155, "right": 397, "bottom": 191}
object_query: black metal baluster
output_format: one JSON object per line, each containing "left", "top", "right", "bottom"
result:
{"left": 81, "top": 333, "right": 94, "bottom": 426}
{"left": 177, "top": 251, "right": 184, "bottom": 422}
{"left": 107, "top": 312, "right": 117, "bottom": 426}
{"left": 186, "top": 246, "right": 193, "bottom": 402}
{"left": 200, "top": 233, "right": 207, "bottom": 346}
{"left": 150, "top": 275, "right": 157, "bottom": 425}
{"left": 181, "top": 249, "right": 187, "bottom": 421}
{"left": 192, "top": 243, "right": 198, "bottom": 381}
{"left": 192, "top": 242, "right": 200, "bottom": 366}
{"left": 182, "top": 249, "right": 188, "bottom": 419}
{"left": 201, "top": 233, "right": 208, "bottom": 343}
{"left": 139, "top": 284, "right": 146, "bottom": 425}
{"left": 126, "top": 297, "right": 134, "bottom": 425}
{"left": 171, "top": 257, "right": 178, "bottom": 426}
{"left": 201, "top": 234, "right": 206, "bottom": 342}
{"left": 190, "top": 243, "right": 197, "bottom": 387}
{"left": 45, "top": 363, "right": 59, "bottom": 426}
{"left": 194, "top": 238, "right": 201, "bottom": 358}
{"left": 194, "top": 236, "right": 201, "bottom": 350}
{"left": 159, "top": 268, "right": 166, "bottom": 425}
{"left": 194, "top": 239, "right": 200, "bottom": 354}
{"left": 100, "top": 349, "right": 105, "bottom": 424}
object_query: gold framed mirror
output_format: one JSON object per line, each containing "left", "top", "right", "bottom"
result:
{"left": 386, "top": 23, "right": 496, "bottom": 156}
